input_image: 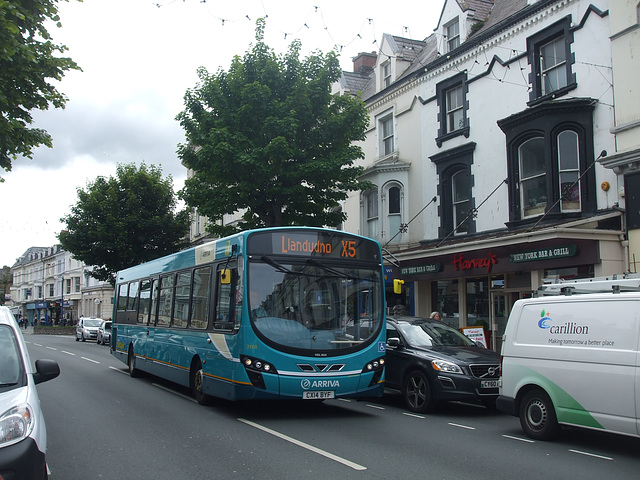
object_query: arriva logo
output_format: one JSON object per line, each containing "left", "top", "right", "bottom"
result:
{"left": 301, "top": 379, "right": 340, "bottom": 389}
{"left": 538, "top": 309, "right": 552, "bottom": 329}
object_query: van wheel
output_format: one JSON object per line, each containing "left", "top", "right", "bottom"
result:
{"left": 403, "top": 370, "right": 436, "bottom": 413}
{"left": 519, "top": 389, "right": 560, "bottom": 440}
{"left": 128, "top": 346, "right": 140, "bottom": 378}
{"left": 191, "top": 359, "right": 212, "bottom": 406}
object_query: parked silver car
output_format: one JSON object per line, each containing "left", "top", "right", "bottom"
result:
{"left": 75, "top": 317, "right": 103, "bottom": 342}
{"left": 0, "top": 306, "right": 60, "bottom": 479}
{"left": 97, "top": 320, "right": 112, "bottom": 345}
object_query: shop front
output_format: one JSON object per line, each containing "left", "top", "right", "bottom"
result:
{"left": 393, "top": 236, "right": 615, "bottom": 352}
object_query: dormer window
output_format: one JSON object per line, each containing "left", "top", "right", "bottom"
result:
{"left": 381, "top": 61, "right": 392, "bottom": 88}
{"left": 446, "top": 19, "right": 460, "bottom": 51}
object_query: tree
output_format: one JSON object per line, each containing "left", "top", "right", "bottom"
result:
{"left": 1, "top": 0, "right": 81, "bottom": 174}
{"left": 58, "top": 163, "right": 189, "bottom": 285}
{"left": 177, "top": 19, "right": 370, "bottom": 237}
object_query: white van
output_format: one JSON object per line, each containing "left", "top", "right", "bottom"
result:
{"left": 497, "top": 292, "right": 640, "bottom": 440}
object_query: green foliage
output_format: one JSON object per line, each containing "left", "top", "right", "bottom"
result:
{"left": 177, "top": 19, "right": 370, "bottom": 237}
{"left": 0, "top": 0, "right": 81, "bottom": 174}
{"left": 58, "top": 163, "right": 189, "bottom": 285}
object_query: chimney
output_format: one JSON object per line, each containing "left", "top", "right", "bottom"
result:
{"left": 353, "top": 52, "right": 377, "bottom": 74}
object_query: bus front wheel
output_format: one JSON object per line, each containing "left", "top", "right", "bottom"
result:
{"left": 191, "top": 359, "right": 212, "bottom": 406}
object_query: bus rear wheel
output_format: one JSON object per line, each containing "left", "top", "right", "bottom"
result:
{"left": 191, "top": 360, "right": 212, "bottom": 406}
{"left": 128, "top": 346, "right": 140, "bottom": 378}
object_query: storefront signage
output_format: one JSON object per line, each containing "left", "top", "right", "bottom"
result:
{"left": 401, "top": 263, "right": 442, "bottom": 276}
{"left": 452, "top": 252, "right": 498, "bottom": 273}
{"left": 509, "top": 245, "right": 578, "bottom": 264}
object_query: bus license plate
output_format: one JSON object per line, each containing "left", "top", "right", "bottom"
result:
{"left": 481, "top": 380, "right": 499, "bottom": 389}
{"left": 303, "top": 391, "right": 335, "bottom": 400}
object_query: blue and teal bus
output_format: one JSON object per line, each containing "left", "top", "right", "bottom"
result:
{"left": 111, "top": 227, "right": 386, "bottom": 404}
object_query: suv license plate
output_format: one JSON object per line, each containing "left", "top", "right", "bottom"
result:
{"left": 303, "top": 391, "right": 335, "bottom": 400}
{"left": 481, "top": 380, "right": 499, "bottom": 389}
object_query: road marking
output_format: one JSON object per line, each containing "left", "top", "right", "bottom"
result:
{"left": 46, "top": 346, "right": 57, "bottom": 351}
{"left": 366, "top": 404, "right": 385, "bottom": 410}
{"left": 502, "top": 434, "right": 534, "bottom": 443}
{"left": 80, "top": 356, "right": 100, "bottom": 364}
{"left": 402, "top": 412, "right": 425, "bottom": 419}
{"left": 108, "top": 366, "right": 128, "bottom": 375}
{"left": 33, "top": 343, "right": 43, "bottom": 347}
{"left": 61, "top": 351, "right": 75, "bottom": 356}
{"left": 569, "top": 449, "right": 613, "bottom": 461}
{"left": 152, "top": 383, "right": 197, "bottom": 402}
{"left": 449, "top": 423, "right": 476, "bottom": 430}
{"left": 238, "top": 418, "right": 367, "bottom": 471}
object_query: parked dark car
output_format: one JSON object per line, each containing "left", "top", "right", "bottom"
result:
{"left": 385, "top": 316, "right": 500, "bottom": 413}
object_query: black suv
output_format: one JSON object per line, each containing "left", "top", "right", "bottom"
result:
{"left": 385, "top": 316, "right": 500, "bottom": 413}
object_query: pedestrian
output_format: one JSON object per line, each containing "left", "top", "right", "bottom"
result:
{"left": 430, "top": 311, "right": 443, "bottom": 321}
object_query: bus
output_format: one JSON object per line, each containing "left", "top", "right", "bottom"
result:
{"left": 110, "top": 227, "right": 386, "bottom": 404}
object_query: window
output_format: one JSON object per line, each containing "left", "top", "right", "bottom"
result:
{"left": 117, "top": 284, "right": 129, "bottom": 311}
{"left": 190, "top": 267, "right": 211, "bottom": 330}
{"left": 365, "top": 190, "right": 379, "bottom": 239}
{"left": 540, "top": 37, "right": 567, "bottom": 96}
{"left": 379, "top": 113, "right": 394, "bottom": 157}
{"left": 446, "top": 19, "right": 460, "bottom": 51}
{"left": 430, "top": 143, "right": 476, "bottom": 238}
{"left": 498, "top": 98, "right": 596, "bottom": 225}
{"left": 173, "top": 272, "right": 191, "bottom": 328}
{"left": 558, "top": 131, "right": 581, "bottom": 212}
{"left": 436, "top": 73, "right": 468, "bottom": 147}
{"left": 446, "top": 85, "right": 464, "bottom": 133}
{"left": 519, "top": 137, "right": 547, "bottom": 218}
{"left": 48, "top": 284, "right": 54, "bottom": 297}
{"left": 138, "top": 279, "right": 153, "bottom": 325}
{"left": 214, "top": 266, "right": 237, "bottom": 332}
{"left": 527, "top": 18, "right": 576, "bottom": 103}
{"left": 157, "top": 275, "right": 174, "bottom": 326}
{"left": 74, "top": 277, "right": 80, "bottom": 293}
{"left": 381, "top": 61, "right": 391, "bottom": 88}
{"left": 452, "top": 170, "right": 471, "bottom": 234}
{"left": 387, "top": 185, "right": 402, "bottom": 241}
{"left": 65, "top": 279, "right": 71, "bottom": 295}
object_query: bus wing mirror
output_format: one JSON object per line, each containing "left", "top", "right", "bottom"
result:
{"left": 393, "top": 279, "right": 404, "bottom": 294}
{"left": 220, "top": 269, "right": 231, "bottom": 284}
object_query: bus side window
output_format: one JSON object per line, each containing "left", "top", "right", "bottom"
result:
{"left": 190, "top": 267, "right": 211, "bottom": 330}
{"left": 138, "top": 279, "right": 152, "bottom": 325}
{"left": 213, "top": 267, "right": 236, "bottom": 332}
{"left": 173, "top": 271, "right": 191, "bottom": 328}
{"left": 117, "top": 284, "right": 129, "bottom": 312}
{"left": 157, "top": 275, "right": 174, "bottom": 327}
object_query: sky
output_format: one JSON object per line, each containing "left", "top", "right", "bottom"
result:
{"left": 1, "top": 0, "right": 444, "bottom": 267}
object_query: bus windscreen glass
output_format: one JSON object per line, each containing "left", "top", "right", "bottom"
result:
{"left": 248, "top": 257, "right": 382, "bottom": 354}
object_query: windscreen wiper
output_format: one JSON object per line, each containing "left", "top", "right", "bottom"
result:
{"left": 260, "top": 256, "right": 305, "bottom": 276}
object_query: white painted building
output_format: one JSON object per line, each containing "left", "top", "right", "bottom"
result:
{"left": 338, "top": 0, "right": 622, "bottom": 350}
{"left": 9, "top": 246, "right": 113, "bottom": 325}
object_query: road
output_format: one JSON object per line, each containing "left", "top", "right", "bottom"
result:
{"left": 25, "top": 333, "right": 640, "bottom": 480}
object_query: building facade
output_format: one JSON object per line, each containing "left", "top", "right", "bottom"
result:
{"left": 9, "top": 246, "right": 113, "bottom": 325}
{"left": 338, "top": 0, "right": 622, "bottom": 350}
